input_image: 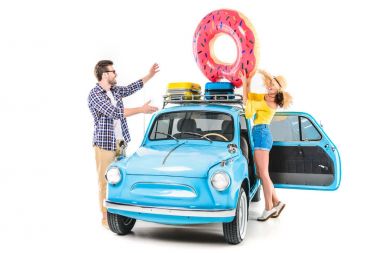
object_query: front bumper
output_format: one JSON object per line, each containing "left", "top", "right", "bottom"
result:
{"left": 105, "top": 201, "right": 236, "bottom": 224}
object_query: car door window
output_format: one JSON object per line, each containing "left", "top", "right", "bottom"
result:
{"left": 300, "top": 116, "right": 322, "bottom": 141}
{"left": 150, "top": 119, "right": 170, "bottom": 140}
{"left": 240, "top": 116, "right": 247, "bottom": 130}
{"left": 270, "top": 115, "right": 300, "bottom": 141}
{"left": 270, "top": 115, "right": 321, "bottom": 142}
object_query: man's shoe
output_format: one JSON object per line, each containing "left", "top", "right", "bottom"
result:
{"left": 257, "top": 207, "right": 277, "bottom": 221}
{"left": 272, "top": 202, "right": 286, "bottom": 218}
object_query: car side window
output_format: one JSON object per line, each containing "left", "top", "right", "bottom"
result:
{"left": 300, "top": 116, "right": 322, "bottom": 141}
{"left": 270, "top": 115, "right": 322, "bottom": 142}
{"left": 171, "top": 118, "right": 181, "bottom": 136}
{"left": 270, "top": 115, "right": 300, "bottom": 141}
{"left": 150, "top": 118, "right": 170, "bottom": 140}
{"left": 240, "top": 116, "right": 247, "bottom": 130}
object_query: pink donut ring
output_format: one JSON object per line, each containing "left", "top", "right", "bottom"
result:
{"left": 193, "top": 9, "right": 259, "bottom": 88}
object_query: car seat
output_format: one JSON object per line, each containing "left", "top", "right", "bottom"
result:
{"left": 174, "top": 118, "right": 198, "bottom": 138}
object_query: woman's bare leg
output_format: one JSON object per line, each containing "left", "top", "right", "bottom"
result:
{"left": 254, "top": 149, "right": 274, "bottom": 210}
{"left": 272, "top": 186, "right": 280, "bottom": 206}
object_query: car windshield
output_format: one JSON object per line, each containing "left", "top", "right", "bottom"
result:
{"left": 149, "top": 111, "right": 234, "bottom": 142}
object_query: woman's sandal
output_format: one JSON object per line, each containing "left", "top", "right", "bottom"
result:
{"left": 272, "top": 201, "right": 286, "bottom": 218}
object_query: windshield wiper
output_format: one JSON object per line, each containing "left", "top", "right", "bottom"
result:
{"left": 180, "top": 132, "right": 213, "bottom": 143}
{"left": 153, "top": 131, "right": 179, "bottom": 142}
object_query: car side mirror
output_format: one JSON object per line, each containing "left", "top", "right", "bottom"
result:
{"left": 227, "top": 143, "right": 238, "bottom": 154}
{"left": 117, "top": 140, "right": 127, "bottom": 160}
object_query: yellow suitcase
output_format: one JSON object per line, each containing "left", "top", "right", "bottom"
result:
{"left": 167, "top": 82, "right": 201, "bottom": 100}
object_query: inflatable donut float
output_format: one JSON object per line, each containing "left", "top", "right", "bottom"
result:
{"left": 193, "top": 9, "right": 259, "bottom": 88}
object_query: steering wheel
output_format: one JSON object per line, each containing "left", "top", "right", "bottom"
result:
{"left": 202, "top": 133, "right": 228, "bottom": 141}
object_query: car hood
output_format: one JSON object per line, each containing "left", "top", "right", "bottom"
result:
{"left": 124, "top": 142, "right": 234, "bottom": 178}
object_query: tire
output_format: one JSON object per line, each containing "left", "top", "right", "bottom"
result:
{"left": 222, "top": 187, "right": 248, "bottom": 244}
{"left": 251, "top": 185, "right": 261, "bottom": 202}
{"left": 107, "top": 212, "right": 136, "bottom": 235}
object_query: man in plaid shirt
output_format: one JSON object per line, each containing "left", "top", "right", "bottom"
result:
{"left": 88, "top": 60, "right": 159, "bottom": 228}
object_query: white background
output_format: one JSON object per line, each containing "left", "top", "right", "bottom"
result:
{"left": 0, "top": 0, "right": 379, "bottom": 252}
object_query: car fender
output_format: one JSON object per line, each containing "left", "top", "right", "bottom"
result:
{"left": 207, "top": 154, "right": 249, "bottom": 209}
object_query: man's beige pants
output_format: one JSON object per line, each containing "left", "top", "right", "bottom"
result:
{"left": 94, "top": 142, "right": 122, "bottom": 222}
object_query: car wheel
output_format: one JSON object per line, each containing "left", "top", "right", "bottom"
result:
{"left": 107, "top": 212, "right": 136, "bottom": 235}
{"left": 222, "top": 187, "right": 248, "bottom": 244}
{"left": 252, "top": 185, "right": 261, "bottom": 202}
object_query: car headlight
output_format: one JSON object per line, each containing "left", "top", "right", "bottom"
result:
{"left": 211, "top": 171, "right": 230, "bottom": 191}
{"left": 105, "top": 167, "right": 121, "bottom": 185}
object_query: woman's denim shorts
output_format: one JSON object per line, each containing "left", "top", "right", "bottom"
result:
{"left": 252, "top": 124, "right": 273, "bottom": 151}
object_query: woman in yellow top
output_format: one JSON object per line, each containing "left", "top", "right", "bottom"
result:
{"left": 241, "top": 69, "right": 292, "bottom": 221}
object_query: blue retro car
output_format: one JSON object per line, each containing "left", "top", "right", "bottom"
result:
{"left": 104, "top": 96, "right": 341, "bottom": 244}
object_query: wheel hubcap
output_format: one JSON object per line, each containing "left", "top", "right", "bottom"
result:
{"left": 238, "top": 191, "right": 248, "bottom": 239}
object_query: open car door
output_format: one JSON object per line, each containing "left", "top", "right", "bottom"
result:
{"left": 269, "top": 112, "right": 341, "bottom": 190}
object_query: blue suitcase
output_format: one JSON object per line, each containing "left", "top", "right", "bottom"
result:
{"left": 205, "top": 82, "right": 235, "bottom": 100}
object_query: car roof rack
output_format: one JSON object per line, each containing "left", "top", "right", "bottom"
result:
{"left": 162, "top": 94, "right": 245, "bottom": 110}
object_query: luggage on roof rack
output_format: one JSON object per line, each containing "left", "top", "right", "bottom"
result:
{"left": 205, "top": 82, "right": 235, "bottom": 100}
{"left": 166, "top": 82, "right": 201, "bottom": 100}
{"left": 162, "top": 94, "right": 244, "bottom": 109}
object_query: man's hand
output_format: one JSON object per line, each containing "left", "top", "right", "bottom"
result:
{"left": 123, "top": 100, "right": 158, "bottom": 117}
{"left": 140, "top": 100, "right": 158, "bottom": 114}
{"left": 142, "top": 63, "right": 160, "bottom": 84}
{"left": 149, "top": 63, "right": 160, "bottom": 77}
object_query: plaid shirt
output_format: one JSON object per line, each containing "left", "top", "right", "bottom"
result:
{"left": 88, "top": 80, "right": 143, "bottom": 151}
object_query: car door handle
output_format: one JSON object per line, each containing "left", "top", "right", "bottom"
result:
{"left": 297, "top": 146, "right": 303, "bottom": 156}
